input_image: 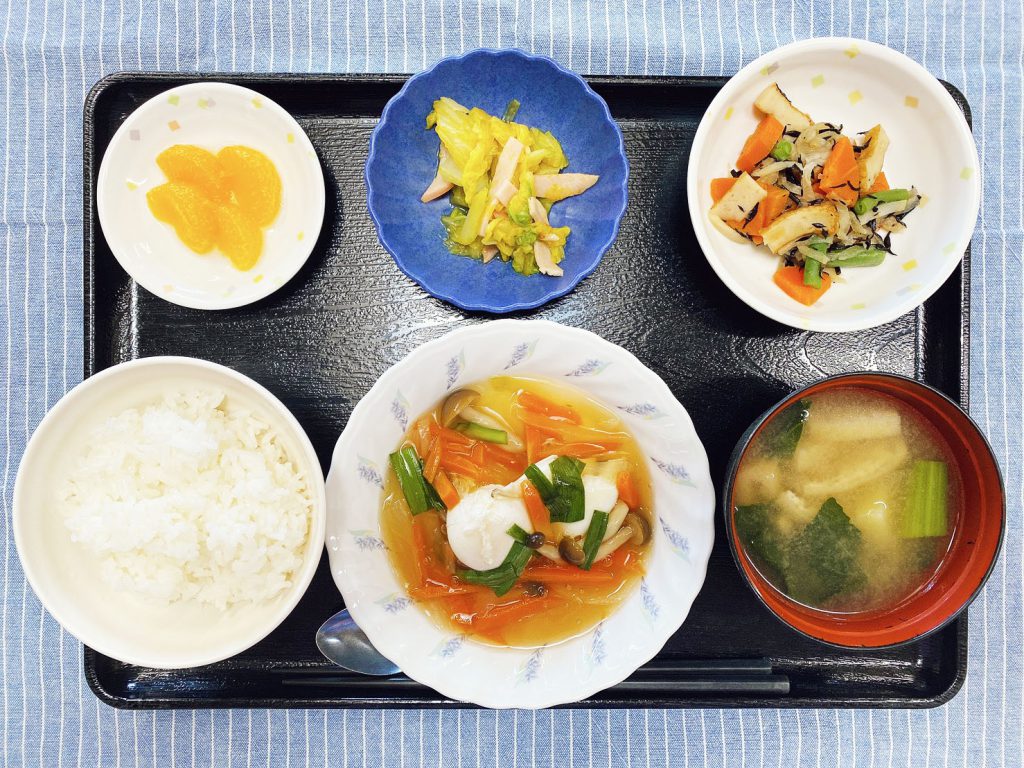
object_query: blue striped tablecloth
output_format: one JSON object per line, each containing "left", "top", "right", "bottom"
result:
{"left": 1, "top": 0, "right": 1020, "bottom": 765}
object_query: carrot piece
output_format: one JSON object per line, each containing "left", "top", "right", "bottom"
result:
{"left": 710, "top": 177, "right": 738, "bottom": 203}
{"left": 469, "top": 595, "right": 554, "bottom": 631}
{"left": 422, "top": 442, "right": 441, "bottom": 483}
{"left": 440, "top": 454, "right": 481, "bottom": 481}
{"left": 432, "top": 470, "right": 460, "bottom": 510}
{"left": 481, "top": 443, "right": 527, "bottom": 471}
{"left": 736, "top": 115, "right": 784, "bottom": 173}
{"left": 865, "top": 170, "right": 889, "bottom": 195}
{"left": 411, "top": 519, "right": 437, "bottom": 585}
{"left": 516, "top": 391, "right": 582, "bottom": 424}
{"left": 521, "top": 481, "right": 553, "bottom": 539}
{"left": 738, "top": 183, "right": 790, "bottom": 242}
{"left": 525, "top": 426, "right": 546, "bottom": 464}
{"left": 470, "top": 441, "right": 485, "bottom": 465}
{"left": 772, "top": 265, "right": 832, "bottom": 306}
{"left": 616, "top": 471, "right": 641, "bottom": 510}
{"left": 409, "top": 583, "right": 486, "bottom": 600}
{"left": 818, "top": 136, "right": 860, "bottom": 207}
{"left": 438, "top": 426, "right": 474, "bottom": 446}
{"left": 760, "top": 183, "right": 790, "bottom": 223}
{"left": 447, "top": 594, "right": 478, "bottom": 626}
{"left": 515, "top": 410, "right": 625, "bottom": 444}
{"left": 547, "top": 441, "right": 619, "bottom": 459}
{"left": 416, "top": 519, "right": 453, "bottom": 579}
{"left": 522, "top": 566, "right": 617, "bottom": 585}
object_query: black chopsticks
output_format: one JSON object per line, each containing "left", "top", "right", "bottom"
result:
{"left": 273, "top": 658, "right": 790, "bottom": 697}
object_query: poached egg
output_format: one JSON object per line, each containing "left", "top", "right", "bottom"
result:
{"left": 445, "top": 456, "right": 620, "bottom": 571}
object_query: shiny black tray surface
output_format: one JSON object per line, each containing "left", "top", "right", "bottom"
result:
{"left": 83, "top": 72, "right": 971, "bottom": 709}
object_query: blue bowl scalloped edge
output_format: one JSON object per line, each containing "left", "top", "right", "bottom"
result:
{"left": 365, "top": 48, "right": 629, "bottom": 313}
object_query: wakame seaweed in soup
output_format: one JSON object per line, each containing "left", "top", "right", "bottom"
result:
{"left": 733, "top": 388, "right": 959, "bottom": 613}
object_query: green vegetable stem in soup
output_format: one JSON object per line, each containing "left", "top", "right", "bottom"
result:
{"left": 732, "top": 388, "right": 960, "bottom": 613}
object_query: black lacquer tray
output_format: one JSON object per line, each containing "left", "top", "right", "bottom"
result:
{"left": 83, "top": 72, "right": 972, "bottom": 709}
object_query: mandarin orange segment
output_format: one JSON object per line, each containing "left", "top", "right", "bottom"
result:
{"left": 149, "top": 143, "right": 281, "bottom": 270}
{"left": 155, "top": 145, "right": 229, "bottom": 201}
{"left": 217, "top": 145, "right": 282, "bottom": 226}
{"left": 146, "top": 182, "right": 219, "bottom": 254}
{"left": 215, "top": 204, "right": 263, "bottom": 271}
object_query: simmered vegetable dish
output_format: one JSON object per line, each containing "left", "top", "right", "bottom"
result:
{"left": 380, "top": 376, "right": 653, "bottom": 647}
{"left": 709, "top": 83, "right": 922, "bottom": 305}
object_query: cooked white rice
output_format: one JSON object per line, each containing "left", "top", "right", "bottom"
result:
{"left": 59, "top": 388, "right": 312, "bottom": 609}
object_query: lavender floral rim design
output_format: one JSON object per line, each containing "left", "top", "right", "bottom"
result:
{"left": 325, "top": 319, "right": 715, "bottom": 709}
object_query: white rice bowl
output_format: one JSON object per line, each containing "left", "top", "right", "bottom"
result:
{"left": 60, "top": 389, "right": 312, "bottom": 610}
{"left": 14, "top": 357, "right": 326, "bottom": 669}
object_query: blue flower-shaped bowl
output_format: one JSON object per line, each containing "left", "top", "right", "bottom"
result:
{"left": 366, "top": 49, "right": 629, "bottom": 313}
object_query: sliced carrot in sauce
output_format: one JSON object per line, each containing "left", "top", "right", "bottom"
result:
{"left": 616, "top": 471, "right": 641, "bottom": 510}
{"left": 482, "top": 443, "right": 527, "bottom": 471}
{"left": 524, "top": 426, "right": 545, "bottom": 465}
{"left": 515, "top": 409, "right": 624, "bottom": 443}
{"left": 432, "top": 470, "right": 460, "bottom": 510}
{"left": 521, "top": 480, "right": 554, "bottom": 539}
{"left": 521, "top": 566, "right": 617, "bottom": 585}
{"left": 515, "top": 390, "right": 582, "bottom": 424}
{"left": 545, "top": 441, "right": 621, "bottom": 460}
{"left": 411, "top": 518, "right": 443, "bottom": 586}
{"left": 409, "top": 582, "right": 486, "bottom": 600}
{"left": 437, "top": 426, "right": 473, "bottom": 446}
{"left": 439, "top": 453, "right": 480, "bottom": 481}
{"left": 422, "top": 441, "right": 441, "bottom": 483}
{"left": 464, "top": 595, "right": 555, "bottom": 632}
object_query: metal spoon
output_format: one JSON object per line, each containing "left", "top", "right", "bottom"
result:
{"left": 315, "top": 608, "right": 400, "bottom": 676}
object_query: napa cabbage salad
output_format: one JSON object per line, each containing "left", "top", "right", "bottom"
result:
{"left": 421, "top": 97, "right": 600, "bottom": 277}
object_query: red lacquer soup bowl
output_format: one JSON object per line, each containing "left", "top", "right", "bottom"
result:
{"left": 723, "top": 372, "right": 1004, "bottom": 649}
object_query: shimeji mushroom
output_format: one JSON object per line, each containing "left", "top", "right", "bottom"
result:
{"left": 556, "top": 503, "right": 652, "bottom": 568}
{"left": 440, "top": 388, "right": 524, "bottom": 451}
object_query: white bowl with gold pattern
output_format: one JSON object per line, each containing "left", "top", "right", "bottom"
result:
{"left": 96, "top": 81, "right": 325, "bottom": 310}
{"left": 687, "top": 38, "right": 979, "bottom": 333}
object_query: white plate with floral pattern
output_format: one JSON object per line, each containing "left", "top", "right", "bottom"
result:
{"left": 687, "top": 38, "right": 979, "bottom": 333}
{"left": 324, "top": 320, "right": 715, "bottom": 709}
{"left": 96, "top": 81, "right": 325, "bottom": 310}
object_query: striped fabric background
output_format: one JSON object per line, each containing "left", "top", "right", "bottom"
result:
{"left": 0, "top": 0, "right": 1019, "bottom": 765}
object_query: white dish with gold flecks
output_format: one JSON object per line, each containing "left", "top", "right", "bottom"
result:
{"left": 325, "top": 320, "right": 716, "bottom": 709}
{"left": 97, "top": 81, "right": 325, "bottom": 310}
{"left": 687, "top": 38, "right": 980, "bottom": 333}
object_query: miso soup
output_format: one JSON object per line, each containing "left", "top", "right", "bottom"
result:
{"left": 732, "top": 388, "right": 960, "bottom": 613}
{"left": 380, "top": 376, "right": 654, "bottom": 647}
